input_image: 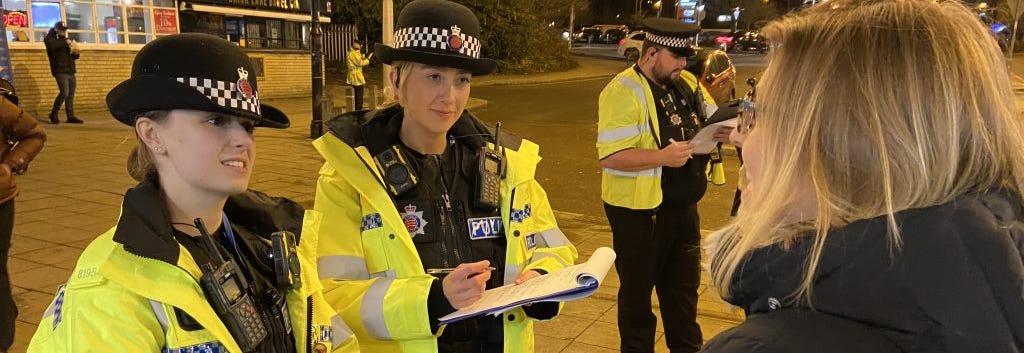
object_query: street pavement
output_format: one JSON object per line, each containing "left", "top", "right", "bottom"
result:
{"left": 3, "top": 54, "right": 742, "bottom": 353}
{"left": 9, "top": 52, "right": 1024, "bottom": 353}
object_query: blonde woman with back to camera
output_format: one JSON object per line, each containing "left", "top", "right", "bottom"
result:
{"left": 702, "top": 0, "right": 1024, "bottom": 352}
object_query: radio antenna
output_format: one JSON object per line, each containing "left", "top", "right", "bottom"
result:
{"left": 194, "top": 217, "right": 226, "bottom": 265}
{"left": 493, "top": 122, "right": 501, "bottom": 152}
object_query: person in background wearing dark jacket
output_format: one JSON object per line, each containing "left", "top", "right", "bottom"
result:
{"left": 0, "top": 93, "right": 46, "bottom": 353}
{"left": 702, "top": 0, "right": 1024, "bottom": 352}
{"left": 43, "top": 21, "right": 83, "bottom": 125}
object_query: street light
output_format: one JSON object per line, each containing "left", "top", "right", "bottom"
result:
{"left": 654, "top": 0, "right": 663, "bottom": 17}
{"left": 310, "top": 0, "right": 324, "bottom": 138}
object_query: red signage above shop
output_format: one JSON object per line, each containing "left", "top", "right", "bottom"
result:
{"left": 3, "top": 11, "right": 28, "bottom": 29}
{"left": 153, "top": 8, "right": 178, "bottom": 34}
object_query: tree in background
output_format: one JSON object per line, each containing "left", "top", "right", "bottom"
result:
{"left": 331, "top": 0, "right": 588, "bottom": 74}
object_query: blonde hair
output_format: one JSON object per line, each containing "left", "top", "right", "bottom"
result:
{"left": 380, "top": 61, "right": 422, "bottom": 108}
{"left": 709, "top": 0, "right": 1024, "bottom": 303}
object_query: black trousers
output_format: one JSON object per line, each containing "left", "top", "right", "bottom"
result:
{"left": 0, "top": 199, "right": 15, "bottom": 351}
{"left": 49, "top": 74, "right": 76, "bottom": 119}
{"left": 604, "top": 203, "right": 702, "bottom": 353}
{"left": 352, "top": 85, "right": 364, "bottom": 111}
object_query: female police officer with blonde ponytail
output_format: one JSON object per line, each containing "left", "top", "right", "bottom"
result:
{"left": 27, "top": 33, "right": 358, "bottom": 353}
{"left": 312, "top": 1, "right": 577, "bottom": 352}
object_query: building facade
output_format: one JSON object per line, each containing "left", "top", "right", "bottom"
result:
{"left": 2, "top": 0, "right": 337, "bottom": 118}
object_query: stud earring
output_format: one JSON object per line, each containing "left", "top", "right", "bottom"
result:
{"left": 153, "top": 146, "right": 164, "bottom": 153}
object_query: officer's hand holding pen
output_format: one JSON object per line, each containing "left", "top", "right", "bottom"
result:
{"left": 663, "top": 138, "right": 694, "bottom": 168}
{"left": 440, "top": 260, "right": 492, "bottom": 309}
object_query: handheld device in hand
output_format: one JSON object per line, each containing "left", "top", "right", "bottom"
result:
{"left": 194, "top": 218, "right": 267, "bottom": 352}
{"left": 475, "top": 123, "right": 504, "bottom": 209}
{"left": 269, "top": 231, "right": 301, "bottom": 289}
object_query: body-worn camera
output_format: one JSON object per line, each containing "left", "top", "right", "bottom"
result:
{"left": 269, "top": 231, "right": 301, "bottom": 289}
{"left": 374, "top": 145, "right": 418, "bottom": 196}
{"left": 194, "top": 218, "right": 267, "bottom": 352}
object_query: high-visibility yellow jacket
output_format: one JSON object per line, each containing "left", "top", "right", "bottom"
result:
{"left": 596, "top": 66, "right": 716, "bottom": 210}
{"left": 312, "top": 107, "right": 578, "bottom": 353}
{"left": 26, "top": 183, "right": 359, "bottom": 353}
{"left": 346, "top": 49, "right": 369, "bottom": 86}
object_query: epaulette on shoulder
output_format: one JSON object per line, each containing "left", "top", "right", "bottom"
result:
{"left": 324, "top": 111, "right": 367, "bottom": 147}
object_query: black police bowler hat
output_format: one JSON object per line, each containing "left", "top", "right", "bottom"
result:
{"left": 375, "top": 0, "right": 496, "bottom": 76}
{"left": 54, "top": 21, "right": 67, "bottom": 30}
{"left": 643, "top": 17, "right": 699, "bottom": 57}
{"left": 106, "top": 33, "right": 289, "bottom": 128}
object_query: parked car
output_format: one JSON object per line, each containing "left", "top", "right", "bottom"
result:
{"left": 575, "top": 27, "right": 603, "bottom": 43}
{"left": 697, "top": 29, "right": 734, "bottom": 50}
{"left": 617, "top": 30, "right": 645, "bottom": 62}
{"left": 601, "top": 28, "right": 627, "bottom": 44}
{"left": 685, "top": 47, "right": 737, "bottom": 104}
{"left": 729, "top": 30, "right": 768, "bottom": 53}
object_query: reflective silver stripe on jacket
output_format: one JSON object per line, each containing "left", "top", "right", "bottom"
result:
{"left": 603, "top": 167, "right": 662, "bottom": 178}
{"left": 360, "top": 277, "right": 394, "bottom": 340}
{"left": 533, "top": 228, "right": 572, "bottom": 248}
{"left": 318, "top": 255, "right": 370, "bottom": 280}
{"left": 597, "top": 124, "right": 648, "bottom": 143}
{"left": 503, "top": 263, "right": 521, "bottom": 285}
{"left": 149, "top": 300, "right": 170, "bottom": 334}
{"left": 331, "top": 315, "right": 354, "bottom": 351}
{"left": 531, "top": 251, "right": 570, "bottom": 268}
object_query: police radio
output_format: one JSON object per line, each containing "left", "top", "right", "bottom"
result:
{"left": 194, "top": 218, "right": 267, "bottom": 352}
{"left": 475, "top": 122, "right": 505, "bottom": 210}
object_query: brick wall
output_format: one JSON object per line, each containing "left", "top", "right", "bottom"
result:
{"left": 9, "top": 47, "right": 312, "bottom": 119}
{"left": 247, "top": 52, "right": 312, "bottom": 99}
{"left": 10, "top": 47, "right": 136, "bottom": 119}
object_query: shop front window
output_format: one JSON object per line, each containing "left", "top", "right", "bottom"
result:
{"left": 29, "top": 1, "right": 60, "bottom": 29}
{"left": 3, "top": 1, "right": 31, "bottom": 43}
{"left": 128, "top": 33, "right": 149, "bottom": 43}
{"left": 96, "top": 4, "right": 124, "bottom": 43}
{"left": 68, "top": 31, "right": 96, "bottom": 42}
{"left": 66, "top": 1, "right": 96, "bottom": 31}
{"left": 126, "top": 6, "right": 149, "bottom": 33}
{"left": 10, "top": 0, "right": 172, "bottom": 45}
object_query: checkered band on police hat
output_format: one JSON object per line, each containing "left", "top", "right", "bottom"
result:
{"left": 646, "top": 32, "right": 694, "bottom": 49}
{"left": 393, "top": 25, "right": 483, "bottom": 59}
{"left": 175, "top": 76, "right": 262, "bottom": 116}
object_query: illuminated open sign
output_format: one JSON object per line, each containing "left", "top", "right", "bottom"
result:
{"left": 3, "top": 11, "right": 28, "bottom": 28}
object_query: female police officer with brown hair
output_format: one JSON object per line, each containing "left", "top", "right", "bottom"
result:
{"left": 27, "top": 33, "right": 357, "bottom": 353}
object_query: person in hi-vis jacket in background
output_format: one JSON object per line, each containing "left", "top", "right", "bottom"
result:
{"left": 347, "top": 39, "right": 372, "bottom": 111}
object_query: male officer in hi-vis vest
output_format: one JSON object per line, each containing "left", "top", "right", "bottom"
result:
{"left": 596, "top": 18, "right": 733, "bottom": 353}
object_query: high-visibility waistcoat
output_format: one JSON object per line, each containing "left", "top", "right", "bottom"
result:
{"left": 26, "top": 211, "right": 359, "bottom": 353}
{"left": 346, "top": 49, "right": 369, "bottom": 86}
{"left": 312, "top": 126, "right": 578, "bottom": 353}
{"left": 596, "top": 67, "right": 716, "bottom": 210}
